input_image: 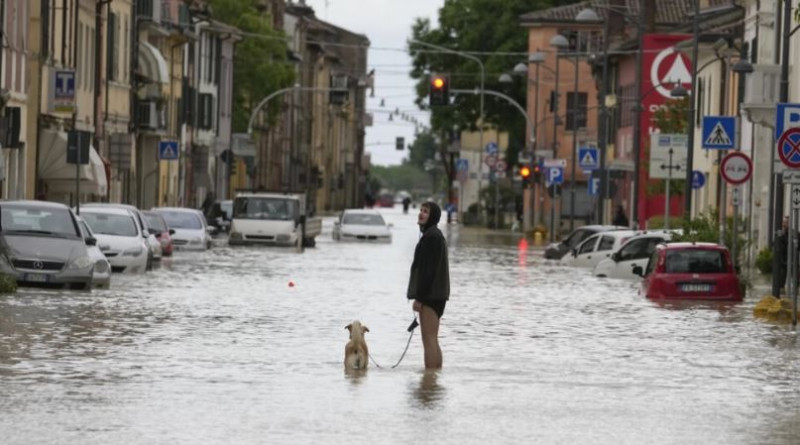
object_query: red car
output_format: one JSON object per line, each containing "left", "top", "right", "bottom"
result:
{"left": 143, "top": 211, "right": 175, "bottom": 257}
{"left": 633, "top": 242, "right": 742, "bottom": 301}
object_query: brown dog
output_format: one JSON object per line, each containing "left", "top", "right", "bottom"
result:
{"left": 344, "top": 321, "right": 370, "bottom": 370}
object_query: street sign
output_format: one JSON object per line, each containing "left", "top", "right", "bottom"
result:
{"left": 484, "top": 154, "right": 497, "bottom": 167}
{"left": 777, "top": 127, "right": 800, "bottom": 169}
{"left": 588, "top": 176, "right": 600, "bottom": 196}
{"left": 67, "top": 130, "right": 90, "bottom": 165}
{"left": 783, "top": 170, "right": 800, "bottom": 184}
{"left": 543, "top": 158, "right": 567, "bottom": 168}
{"left": 495, "top": 159, "right": 507, "bottom": 172}
{"left": 775, "top": 103, "right": 800, "bottom": 140}
{"left": 578, "top": 146, "right": 599, "bottom": 170}
{"left": 649, "top": 133, "right": 688, "bottom": 179}
{"left": 455, "top": 158, "right": 469, "bottom": 172}
{"left": 545, "top": 166, "right": 564, "bottom": 186}
{"left": 53, "top": 70, "right": 76, "bottom": 113}
{"left": 732, "top": 187, "right": 740, "bottom": 206}
{"left": 720, "top": 151, "right": 753, "bottom": 185}
{"left": 702, "top": 116, "right": 736, "bottom": 149}
{"left": 158, "top": 140, "right": 179, "bottom": 160}
{"left": 793, "top": 187, "right": 800, "bottom": 210}
{"left": 485, "top": 142, "right": 499, "bottom": 155}
{"left": 691, "top": 170, "right": 706, "bottom": 189}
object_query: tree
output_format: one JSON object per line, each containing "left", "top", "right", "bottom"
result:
{"left": 407, "top": 130, "right": 439, "bottom": 169}
{"left": 407, "top": 0, "right": 565, "bottom": 156}
{"left": 205, "top": 0, "right": 295, "bottom": 132}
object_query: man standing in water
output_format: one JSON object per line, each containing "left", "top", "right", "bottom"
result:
{"left": 407, "top": 201, "right": 450, "bottom": 369}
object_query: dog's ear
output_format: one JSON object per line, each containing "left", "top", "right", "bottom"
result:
{"left": 345, "top": 323, "right": 352, "bottom": 332}
{"left": 363, "top": 325, "right": 369, "bottom": 333}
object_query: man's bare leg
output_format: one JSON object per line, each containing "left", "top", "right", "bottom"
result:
{"left": 419, "top": 304, "right": 442, "bottom": 369}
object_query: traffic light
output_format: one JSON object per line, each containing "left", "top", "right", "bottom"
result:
{"left": 519, "top": 165, "right": 532, "bottom": 186}
{"left": 532, "top": 163, "right": 542, "bottom": 181}
{"left": 429, "top": 74, "right": 450, "bottom": 106}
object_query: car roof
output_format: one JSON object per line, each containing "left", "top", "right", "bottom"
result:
{"left": 343, "top": 209, "right": 383, "bottom": 215}
{"left": 2, "top": 200, "right": 71, "bottom": 210}
{"left": 152, "top": 207, "right": 201, "bottom": 214}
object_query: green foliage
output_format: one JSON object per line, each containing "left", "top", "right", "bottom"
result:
{"left": 756, "top": 247, "right": 773, "bottom": 275}
{"left": 0, "top": 274, "right": 16, "bottom": 293}
{"left": 672, "top": 207, "right": 750, "bottom": 268}
{"left": 407, "top": 131, "right": 439, "bottom": 169}
{"left": 644, "top": 215, "right": 683, "bottom": 230}
{"left": 370, "top": 164, "right": 433, "bottom": 196}
{"left": 205, "top": 0, "right": 295, "bottom": 132}
{"left": 652, "top": 98, "right": 690, "bottom": 133}
{"left": 408, "top": 0, "right": 562, "bottom": 145}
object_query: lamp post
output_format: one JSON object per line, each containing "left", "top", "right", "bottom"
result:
{"left": 681, "top": 0, "right": 701, "bottom": 219}
{"left": 549, "top": 34, "right": 569, "bottom": 241}
{"left": 409, "top": 39, "right": 485, "bottom": 223}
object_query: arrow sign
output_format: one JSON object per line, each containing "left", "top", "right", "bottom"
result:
{"left": 793, "top": 187, "right": 800, "bottom": 210}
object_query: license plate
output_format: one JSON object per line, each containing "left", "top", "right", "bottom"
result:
{"left": 25, "top": 273, "right": 48, "bottom": 283}
{"left": 681, "top": 283, "right": 711, "bottom": 292}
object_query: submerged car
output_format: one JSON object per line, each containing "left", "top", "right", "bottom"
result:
{"left": 143, "top": 211, "right": 175, "bottom": 257}
{"left": 0, "top": 201, "right": 95, "bottom": 290}
{"left": 633, "top": 242, "right": 742, "bottom": 301}
{"left": 82, "top": 203, "right": 160, "bottom": 267}
{"left": 80, "top": 207, "right": 150, "bottom": 274}
{"left": 544, "top": 225, "right": 628, "bottom": 260}
{"left": 561, "top": 230, "right": 641, "bottom": 268}
{"left": 152, "top": 207, "right": 212, "bottom": 251}
{"left": 593, "top": 230, "right": 679, "bottom": 279}
{"left": 332, "top": 209, "right": 393, "bottom": 243}
{"left": 76, "top": 215, "right": 111, "bottom": 289}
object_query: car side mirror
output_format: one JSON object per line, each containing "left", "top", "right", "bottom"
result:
{"left": 611, "top": 252, "right": 619, "bottom": 262}
{"left": 169, "top": 229, "right": 176, "bottom": 235}
{"left": 85, "top": 236, "right": 97, "bottom": 246}
{"left": 632, "top": 265, "right": 644, "bottom": 277}
{"left": 148, "top": 228, "right": 160, "bottom": 235}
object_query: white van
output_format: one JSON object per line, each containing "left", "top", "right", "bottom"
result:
{"left": 228, "top": 193, "right": 322, "bottom": 247}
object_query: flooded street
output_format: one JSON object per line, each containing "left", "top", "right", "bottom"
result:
{"left": 2, "top": 207, "right": 800, "bottom": 444}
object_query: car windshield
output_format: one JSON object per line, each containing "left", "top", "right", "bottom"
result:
{"left": 0, "top": 205, "right": 79, "bottom": 238}
{"left": 665, "top": 249, "right": 726, "bottom": 274}
{"left": 220, "top": 201, "right": 233, "bottom": 219}
{"left": 81, "top": 212, "right": 139, "bottom": 237}
{"left": 343, "top": 213, "right": 385, "bottom": 226}
{"left": 144, "top": 212, "right": 168, "bottom": 231}
{"left": 233, "top": 198, "right": 297, "bottom": 221}
{"left": 158, "top": 211, "right": 203, "bottom": 229}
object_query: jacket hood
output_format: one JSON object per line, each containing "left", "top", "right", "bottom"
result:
{"left": 420, "top": 201, "right": 441, "bottom": 232}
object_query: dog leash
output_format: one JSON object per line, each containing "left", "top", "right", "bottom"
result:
{"left": 368, "top": 317, "right": 418, "bottom": 369}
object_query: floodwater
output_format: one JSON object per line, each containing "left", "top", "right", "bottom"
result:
{"left": 1, "top": 207, "right": 800, "bottom": 444}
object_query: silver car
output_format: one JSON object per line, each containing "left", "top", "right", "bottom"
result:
{"left": 0, "top": 200, "right": 96, "bottom": 290}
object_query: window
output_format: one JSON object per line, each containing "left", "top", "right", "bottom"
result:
{"left": 597, "top": 236, "right": 615, "bottom": 252}
{"left": 578, "top": 235, "right": 598, "bottom": 255}
{"left": 566, "top": 92, "right": 587, "bottom": 130}
{"left": 645, "top": 251, "right": 659, "bottom": 276}
{"left": 107, "top": 13, "right": 117, "bottom": 81}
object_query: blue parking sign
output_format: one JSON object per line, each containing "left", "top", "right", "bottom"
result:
{"left": 545, "top": 167, "right": 563, "bottom": 186}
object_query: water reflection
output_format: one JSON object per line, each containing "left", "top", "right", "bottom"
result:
{"left": 410, "top": 370, "right": 445, "bottom": 408}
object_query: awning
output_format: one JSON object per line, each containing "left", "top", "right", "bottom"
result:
{"left": 38, "top": 130, "right": 108, "bottom": 196}
{"left": 138, "top": 41, "right": 169, "bottom": 85}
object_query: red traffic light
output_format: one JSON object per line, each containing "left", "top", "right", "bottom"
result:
{"left": 520, "top": 166, "right": 531, "bottom": 178}
{"left": 533, "top": 164, "right": 541, "bottom": 174}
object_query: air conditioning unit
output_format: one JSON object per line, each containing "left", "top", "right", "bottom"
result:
{"left": 137, "top": 101, "right": 158, "bottom": 129}
{"left": 744, "top": 64, "right": 781, "bottom": 106}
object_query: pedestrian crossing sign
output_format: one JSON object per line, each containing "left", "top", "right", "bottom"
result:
{"left": 702, "top": 116, "right": 736, "bottom": 149}
{"left": 578, "top": 146, "right": 599, "bottom": 170}
{"left": 158, "top": 140, "right": 179, "bottom": 160}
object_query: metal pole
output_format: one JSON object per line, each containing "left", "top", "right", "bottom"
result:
{"left": 772, "top": 0, "right": 793, "bottom": 258}
{"left": 551, "top": 55, "right": 560, "bottom": 242}
{"left": 665, "top": 148, "right": 672, "bottom": 230}
{"left": 790, "top": 192, "right": 797, "bottom": 325}
{"left": 597, "top": 16, "right": 611, "bottom": 225}
{"left": 683, "top": 0, "right": 701, "bottom": 218}
{"left": 631, "top": 0, "right": 645, "bottom": 229}
{"left": 530, "top": 61, "right": 541, "bottom": 228}
{"left": 570, "top": 40, "right": 579, "bottom": 232}
{"left": 75, "top": 129, "right": 81, "bottom": 215}
{"left": 732, "top": 186, "right": 739, "bottom": 270}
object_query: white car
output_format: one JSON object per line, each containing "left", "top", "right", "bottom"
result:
{"left": 82, "top": 203, "right": 161, "bottom": 266}
{"left": 76, "top": 215, "right": 111, "bottom": 289}
{"left": 561, "top": 230, "right": 641, "bottom": 268}
{"left": 593, "top": 230, "right": 680, "bottom": 279}
{"left": 152, "top": 207, "right": 212, "bottom": 251}
{"left": 332, "top": 209, "right": 393, "bottom": 243}
{"left": 79, "top": 207, "right": 150, "bottom": 274}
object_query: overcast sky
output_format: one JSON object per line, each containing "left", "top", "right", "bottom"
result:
{"left": 304, "top": 0, "right": 443, "bottom": 166}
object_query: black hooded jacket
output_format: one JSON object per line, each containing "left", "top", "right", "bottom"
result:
{"left": 407, "top": 202, "right": 450, "bottom": 303}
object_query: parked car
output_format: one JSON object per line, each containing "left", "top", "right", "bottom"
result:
{"left": 332, "top": 209, "right": 393, "bottom": 243}
{"left": 152, "top": 207, "right": 212, "bottom": 251}
{"left": 79, "top": 207, "right": 150, "bottom": 274}
{"left": 544, "top": 225, "right": 628, "bottom": 260}
{"left": 0, "top": 201, "right": 96, "bottom": 290}
{"left": 633, "top": 242, "right": 742, "bottom": 301}
{"left": 593, "top": 230, "right": 679, "bottom": 279}
{"left": 143, "top": 211, "right": 175, "bottom": 257}
{"left": 561, "top": 230, "right": 641, "bottom": 268}
{"left": 76, "top": 215, "right": 111, "bottom": 289}
{"left": 82, "top": 203, "right": 160, "bottom": 267}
